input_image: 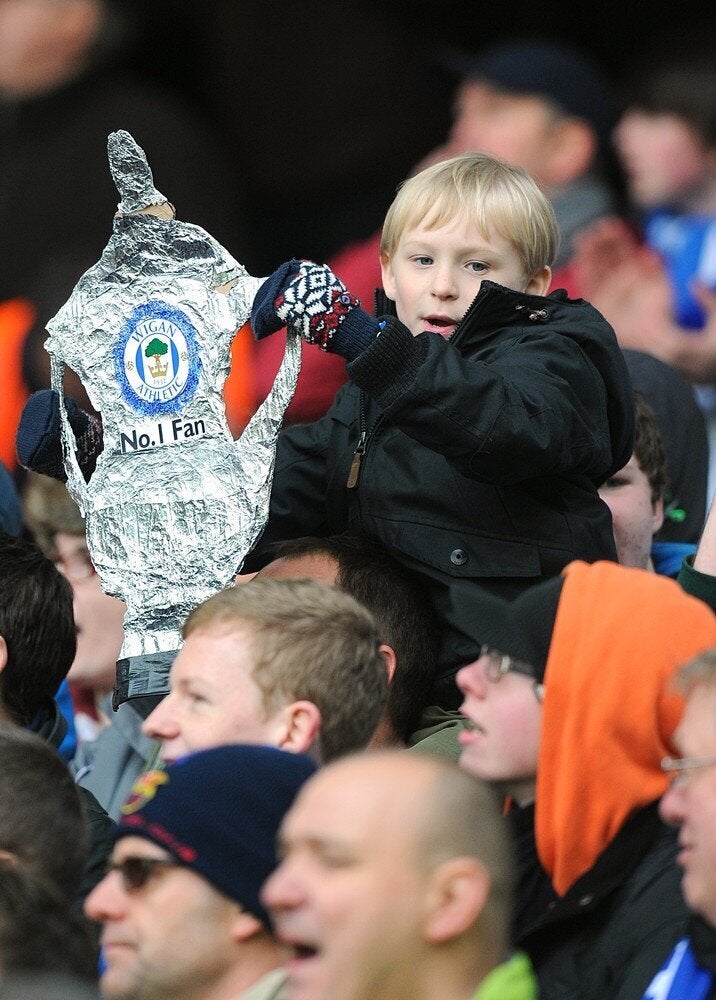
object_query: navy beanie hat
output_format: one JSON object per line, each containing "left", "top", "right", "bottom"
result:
{"left": 116, "top": 744, "right": 316, "bottom": 926}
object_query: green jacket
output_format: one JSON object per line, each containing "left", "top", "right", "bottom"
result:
{"left": 475, "top": 952, "right": 537, "bottom": 1000}
{"left": 678, "top": 555, "right": 716, "bottom": 613}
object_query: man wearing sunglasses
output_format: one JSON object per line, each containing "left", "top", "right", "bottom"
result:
{"left": 641, "top": 649, "right": 716, "bottom": 998}
{"left": 85, "top": 743, "right": 315, "bottom": 1000}
{"left": 455, "top": 559, "right": 716, "bottom": 1000}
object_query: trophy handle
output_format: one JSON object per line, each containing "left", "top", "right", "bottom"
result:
{"left": 233, "top": 329, "right": 301, "bottom": 556}
{"left": 50, "top": 355, "right": 90, "bottom": 516}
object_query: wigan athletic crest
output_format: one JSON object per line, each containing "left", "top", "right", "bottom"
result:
{"left": 46, "top": 130, "right": 301, "bottom": 707}
{"left": 116, "top": 301, "right": 201, "bottom": 414}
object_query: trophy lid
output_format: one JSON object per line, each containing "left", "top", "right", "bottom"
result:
{"left": 108, "top": 130, "right": 169, "bottom": 215}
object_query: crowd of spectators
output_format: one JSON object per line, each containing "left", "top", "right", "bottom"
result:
{"left": 1, "top": 7, "right": 715, "bottom": 998}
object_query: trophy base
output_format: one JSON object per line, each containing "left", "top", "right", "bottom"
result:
{"left": 113, "top": 650, "right": 178, "bottom": 710}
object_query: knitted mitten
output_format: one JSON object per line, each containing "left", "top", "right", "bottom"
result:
{"left": 16, "top": 390, "right": 103, "bottom": 482}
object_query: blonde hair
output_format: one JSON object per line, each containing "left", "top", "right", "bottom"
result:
{"left": 183, "top": 579, "right": 387, "bottom": 762}
{"left": 380, "top": 153, "right": 559, "bottom": 278}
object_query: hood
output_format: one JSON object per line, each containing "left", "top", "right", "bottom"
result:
{"left": 536, "top": 560, "right": 716, "bottom": 896}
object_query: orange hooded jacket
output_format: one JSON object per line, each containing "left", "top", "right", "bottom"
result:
{"left": 536, "top": 560, "right": 716, "bottom": 897}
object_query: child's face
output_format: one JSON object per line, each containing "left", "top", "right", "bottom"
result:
{"left": 381, "top": 215, "right": 551, "bottom": 338}
{"left": 614, "top": 110, "right": 710, "bottom": 208}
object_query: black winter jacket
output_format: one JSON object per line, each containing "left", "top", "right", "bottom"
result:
{"left": 246, "top": 282, "right": 634, "bottom": 691}
{"left": 511, "top": 802, "right": 689, "bottom": 1000}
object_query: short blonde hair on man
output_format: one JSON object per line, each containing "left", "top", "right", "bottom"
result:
{"left": 183, "top": 578, "right": 388, "bottom": 763}
{"left": 380, "top": 153, "right": 559, "bottom": 278}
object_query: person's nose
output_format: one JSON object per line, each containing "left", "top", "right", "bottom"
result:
{"left": 141, "top": 694, "right": 177, "bottom": 740}
{"left": 659, "top": 781, "right": 687, "bottom": 828}
{"left": 261, "top": 857, "right": 305, "bottom": 913}
{"left": 84, "top": 869, "right": 128, "bottom": 924}
{"left": 456, "top": 656, "right": 489, "bottom": 699}
{"left": 430, "top": 264, "right": 459, "bottom": 301}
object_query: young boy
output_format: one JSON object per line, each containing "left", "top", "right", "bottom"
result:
{"left": 598, "top": 390, "right": 667, "bottom": 573}
{"left": 249, "top": 153, "right": 634, "bottom": 704}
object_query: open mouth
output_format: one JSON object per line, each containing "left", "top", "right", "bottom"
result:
{"left": 458, "top": 719, "right": 486, "bottom": 746}
{"left": 285, "top": 940, "right": 321, "bottom": 979}
{"left": 422, "top": 315, "right": 457, "bottom": 337}
{"left": 294, "top": 944, "right": 319, "bottom": 960}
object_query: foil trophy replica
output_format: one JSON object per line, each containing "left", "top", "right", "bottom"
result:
{"left": 46, "top": 130, "right": 301, "bottom": 707}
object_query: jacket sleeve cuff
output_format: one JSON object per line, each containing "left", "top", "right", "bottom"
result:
{"left": 678, "top": 554, "right": 716, "bottom": 613}
{"left": 346, "top": 316, "right": 429, "bottom": 408}
{"left": 329, "top": 307, "right": 381, "bottom": 361}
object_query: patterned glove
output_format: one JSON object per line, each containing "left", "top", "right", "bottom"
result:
{"left": 275, "top": 261, "right": 360, "bottom": 351}
{"left": 251, "top": 259, "right": 361, "bottom": 352}
{"left": 16, "top": 390, "right": 103, "bottom": 483}
{"left": 251, "top": 258, "right": 303, "bottom": 340}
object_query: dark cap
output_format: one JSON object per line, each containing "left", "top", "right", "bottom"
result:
{"left": 442, "top": 39, "right": 614, "bottom": 142}
{"left": 453, "top": 575, "right": 565, "bottom": 682}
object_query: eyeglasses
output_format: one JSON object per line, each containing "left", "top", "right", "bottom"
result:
{"left": 478, "top": 645, "right": 544, "bottom": 701}
{"left": 661, "top": 755, "right": 716, "bottom": 788}
{"left": 480, "top": 645, "right": 535, "bottom": 682}
{"left": 106, "top": 855, "right": 181, "bottom": 891}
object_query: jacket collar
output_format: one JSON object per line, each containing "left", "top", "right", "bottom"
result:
{"left": 25, "top": 697, "right": 67, "bottom": 750}
{"left": 514, "top": 801, "right": 674, "bottom": 941}
{"left": 690, "top": 914, "right": 716, "bottom": 974}
{"left": 375, "top": 281, "right": 571, "bottom": 353}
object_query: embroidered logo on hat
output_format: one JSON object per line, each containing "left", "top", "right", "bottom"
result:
{"left": 121, "top": 769, "right": 169, "bottom": 815}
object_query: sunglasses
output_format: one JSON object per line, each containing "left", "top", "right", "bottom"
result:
{"left": 106, "top": 855, "right": 181, "bottom": 891}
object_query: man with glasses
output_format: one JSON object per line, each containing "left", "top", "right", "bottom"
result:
{"left": 641, "top": 649, "right": 716, "bottom": 998}
{"left": 455, "top": 560, "right": 716, "bottom": 1000}
{"left": 85, "top": 743, "right": 315, "bottom": 1000}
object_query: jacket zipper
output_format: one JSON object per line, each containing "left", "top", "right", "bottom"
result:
{"left": 347, "top": 393, "right": 383, "bottom": 489}
{"left": 346, "top": 289, "right": 483, "bottom": 488}
{"left": 448, "top": 281, "right": 491, "bottom": 347}
{"left": 346, "top": 288, "right": 494, "bottom": 490}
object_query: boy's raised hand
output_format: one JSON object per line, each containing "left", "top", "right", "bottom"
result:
{"left": 252, "top": 260, "right": 379, "bottom": 359}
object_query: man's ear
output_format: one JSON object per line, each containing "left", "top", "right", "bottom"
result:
{"left": 380, "top": 251, "right": 397, "bottom": 300}
{"left": 543, "top": 118, "right": 597, "bottom": 187}
{"left": 379, "top": 643, "right": 398, "bottom": 684}
{"left": 652, "top": 496, "right": 665, "bottom": 535}
{"left": 230, "top": 907, "right": 265, "bottom": 943}
{"left": 0, "top": 636, "right": 7, "bottom": 676}
{"left": 275, "top": 701, "right": 322, "bottom": 755}
{"left": 421, "top": 857, "right": 491, "bottom": 944}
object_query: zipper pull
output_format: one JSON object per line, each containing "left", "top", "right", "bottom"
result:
{"left": 346, "top": 433, "right": 366, "bottom": 489}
